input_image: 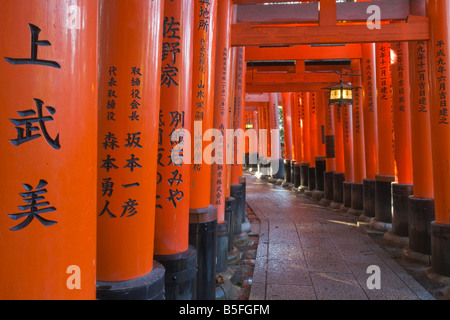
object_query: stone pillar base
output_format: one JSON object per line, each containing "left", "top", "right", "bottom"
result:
{"left": 392, "top": 183, "right": 413, "bottom": 237}
{"left": 189, "top": 205, "right": 217, "bottom": 300}
{"left": 97, "top": 261, "right": 166, "bottom": 300}
{"left": 155, "top": 246, "right": 197, "bottom": 300}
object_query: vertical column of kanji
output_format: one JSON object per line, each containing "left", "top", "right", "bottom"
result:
{"left": 268, "top": 92, "right": 281, "bottom": 179}
{"left": 281, "top": 92, "right": 293, "bottom": 184}
{"left": 389, "top": 42, "right": 414, "bottom": 241}
{"left": 153, "top": 0, "right": 197, "bottom": 301}
{"left": 229, "top": 46, "right": 249, "bottom": 252}
{"left": 349, "top": 58, "right": 366, "bottom": 216}
{"left": 340, "top": 100, "right": 353, "bottom": 212}
{"left": 258, "top": 102, "right": 270, "bottom": 177}
{"left": 306, "top": 93, "right": 318, "bottom": 193}
{"left": 361, "top": 43, "right": 378, "bottom": 221}
{"left": 427, "top": 0, "right": 450, "bottom": 277}
{"left": 312, "top": 92, "right": 327, "bottom": 200}
{"left": 291, "top": 93, "right": 301, "bottom": 189}
{"left": 96, "top": 0, "right": 165, "bottom": 300}
{"left": 404, "top": 35, "right": 435, "bottom": 260}
{"left": 373, "top": 42, "right": 395, "bottom": 229}
{"left": 0, "top": 0, "right": 98, "bottom": 300}
{"left": 246, "top": 110, "right": 259, "bottom": 170}
{"left": 211, "top": 0, "right": 232, "bottom": 277}
{"left": 189, "top": 0, "right": 218, "bottom": 300}
{"left": 322, "top": 97, "right": 337, "bottom": 206}
{"left": 331, "top": 99, "right": 345, "bottom": 209}
{"left": 300, "top": 93, "right": 311, "bottom": 192}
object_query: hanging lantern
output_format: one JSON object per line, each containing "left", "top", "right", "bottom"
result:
{"left": 323, "top": 80, "right": 359, "bottom": 107}
{"left": 245, "top": 121, "right": 254, "bottom": 129}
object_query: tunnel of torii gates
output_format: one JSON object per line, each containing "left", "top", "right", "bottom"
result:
{"left": 1, "top": 0, "right": 450, "bottom": 301}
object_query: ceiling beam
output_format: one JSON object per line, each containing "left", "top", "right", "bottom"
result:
{"left": 235, "top": 0, "right": 411, "bottom": 24}
{"left": 246, "top": 82, "right": 333, "bottom": 93}
{"left": 246, "top": 71, "right": 351, "bottom": 84}
{"left": 231, "top": 15, "right": 429, "bottom": 47}
{"left": 245, "top": 44, "right": 362, "bottom": 61}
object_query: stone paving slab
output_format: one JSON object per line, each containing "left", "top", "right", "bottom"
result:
{"left": 246, "top": 174, "right": 436, "bottom": 300}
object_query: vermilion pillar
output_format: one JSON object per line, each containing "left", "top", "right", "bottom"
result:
{"left": 230, "top": 46, "right": 249, "bottom": 251}
{"left": 349, "top": 58, "right": 366, "bottom": 216}
{"left": 390, "top": 41, "right": 414, "bottom": 239}
{"left": 341, "top": 102, "right": 354, "bottom": 210}
{"left": 404, "top": 33, "right": 435, "bottom": 259}
{"left": 373, "top": 42, "right": 395, "bottom": 228}
{"left": 330, "top": 102, "right": 345, "bottom": 208}
{"left": 154, "top": 0, "right": 196, "bottom": 300}
{"left": 231, "top": 47, "right": 246, "bottom": 182}
{"left": 282, "top": 93, "right": 293, "bottom": 160}
{"left": 96, "top": 0, "right": 165, "bottom": 300}
{"left": 427, "top": 0, "right": 450, "bottom": 277}
{"left": 300, "top": 93, "right": 311, "bottom": 191}
{"left": 313, "top": 91, "right": 327, "bottom": 199}
{"left": 258, "top": 102, "right": 270, "bottom": 176}
{"left": 322, "top": 98, "right": 336, "bottom": 205}
{"left": 0, "top": 0, "right": 98, "bottom": 300}
{"left": 268, "top": 92, "right": 281, "bottom": 178}
{"left": 212, "top": 0, "right": 232, "bottom": 275}
{"left": 189, "top": 0, "right": 218, "bottom": 300}
{"left": 281, "top": 92, "right": 294, "bottom": 184}
{"left": 361, "top": 43, "right": 378, "bottom": 220}
{"left": 307, "top": 93, "right": 318, "bottom": 192}
{"left": 291, "top": 93, "right": 302, "bottom": 188}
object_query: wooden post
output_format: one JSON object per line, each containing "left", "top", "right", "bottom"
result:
{"left": 427, "top": 0, "right": 450, "bottom": 277}
{"left": 212, "top": 0, "right": 233, "bottom": 275}
{"left": 0, "top": 0, "right": 98, "bottom": 300}
{"left": 96, "top": 0, "right": 165, "bottom": 300}
{"left": 390, "top": 41, "right": 414, "bottom": 239}
{"left": 189, "top": 0, "right": 218, "bottom": 300}
{"left": 349, "top": 58, "right": 366, "bottom": 216}
{"left": 281, "top": 92, "right": 294, "bottom": 184}
{"left": 373, "top": 42, "right": 395, "bottom": 227}
{"left": 154, "top": 0, "right": 197, "bottom": 300}
{"left": 300, "top": 93, "right": 311, "bottom": 191}
{"left": 361, "top": 43, "right": 378, "bottom": 220}
{"left": 404, "top": 17, "right": 435, "bottom": 258}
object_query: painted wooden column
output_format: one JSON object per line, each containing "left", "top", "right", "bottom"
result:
{"left": 322, "top": 97, "right": 336, "bottom": 205}
{"left": 268, "top": 92, "right": 281, "bottom": 178}
{"left": 427, "top": 0, "right": 450, "bottom": 277}
{"left": 189, "top": 0, "right": 218, "bottom": 300}
{"left": 389, "top": 41, "right": 414, "bottom": 241}
{"left": 258, "top": 102, "right": 271, "bottom": 177}
{"left": 211, "top": 0, "right": 232, "bottom": 276}
{"left": 307, "top": 92, "right": 319, "bottom": 193}
{"left": 340, "top": 102, "right": 354, "bottom": 211}
{"left": 361, "top": 43, "right": 379, "bottom": 221}
{"left": 230, "top": 46, "right": 249, "bottom": 252}
{"left": 330, "top": 101, "right": 345, "bottom": 208}
{"left": 300, "top": 93, "right": 311, "bottom": 191}
{"left": 291, "top": 93, "right": 303, "bottom": 188}
{"left": 373, "top": 42, "right": 395, "bottom": 229}
{"left": 153, "top": 0, "right": 197, "bottom": 300}
{"left": 349, "top": 58, "right": 366, "bottom": 216}
{"left": 403, "top": 29, "right": 435, "bottom": 261}
{"left": 281, "top": 92, "right": 294, "bottom": 184}
{"left": 0, "top": 0, "right": 98, "bottom": 300}
{"left": 311, "top": 91, "right": 327, "bottom": 200}
{"left": 96, "top": 0, "right": 165, "bottom": 300}
{"left": 231, "top": 46, "right": 246, "bottom": 183}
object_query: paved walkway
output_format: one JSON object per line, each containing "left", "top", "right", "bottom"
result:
{"left": 246, "top": 174, "right": 435, "bottom": 300}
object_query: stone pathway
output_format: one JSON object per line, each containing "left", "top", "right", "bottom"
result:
{"left": 245, "top": 174, "right": 435, "bottom": 300}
